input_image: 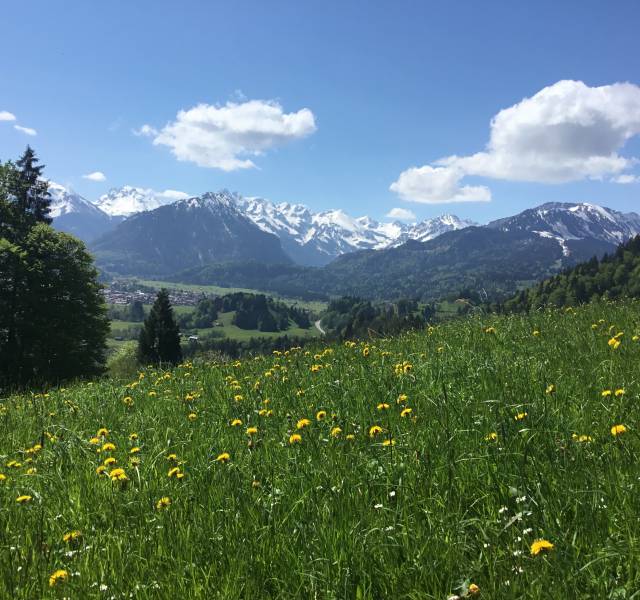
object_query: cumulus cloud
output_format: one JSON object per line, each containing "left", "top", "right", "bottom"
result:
{"left": 391, "top": 80, "right": 640, "bottom": 203}
{"left": 138, "top": 99, "right": 317, "bottom": 171}
{"left": 82, "top": 171, "right": 107, "bottom": 182}
{"left": 613, "top": 174, "right": 639, "bottom": 184}
{"left": 158, "top": 189, "right": 190, "bottom": 200}
{"left": 0, "top": 111, "right": 16, "bottom": 121}
{"left": 385, "top": 207, "right": 417, "bottom": 221}
{"left": 14, "top": 125, "right": 37, "bottom": 136}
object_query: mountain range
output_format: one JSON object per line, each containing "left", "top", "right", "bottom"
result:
{"left": 49, "top": 183, "right": 475, "bottom": 264}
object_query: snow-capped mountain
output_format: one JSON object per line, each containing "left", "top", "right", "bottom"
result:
{"left": 488, "top": 203, "right": 640, "bottom": 256}
{"left": 48, "top": 182, "right": 114, "bottom": 242}
{"left": 95, "top": 186, "right": 175, "bottom": 217}
{"left": 91, "top": 191, "right": 291, "bottom": 276}
{"left": 235, "top": 195, "right": 475, "bottom": 265}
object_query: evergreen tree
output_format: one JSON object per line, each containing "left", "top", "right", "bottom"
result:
{"left": 137, "top": 289, "right": 182, "bottom": 365}
{"left": 14, "top": 146, "right": 52, "bottom": 227}
{"left": 129, "top": 300, "right": 145, "bottom": 322}
{"left": 0, "top": 154, "right": 108, "bottom": 389}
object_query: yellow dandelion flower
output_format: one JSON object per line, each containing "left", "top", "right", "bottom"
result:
{"left": 16, "top": 495, "right": 32, "bottom": 504}
{"left": 166, "top": 453, "right": 177, "bottom": 461}
{"left": 109, "top": 468, "right": 128, "bottom": 482}
{"left": 156, "top": 496, "right": 171, "bottom": 510}
{"left": 289, "top": 433, "right": 302, "bottom": 445}
{"left": 397, "top": 394, "right": 408, "bottom": 404}
{"left": 530, "top": 539, "right": 554, "bottom": 556}
{"left": 572, "top": 434, "right": 593, "bottom": 443}
{"left": 230, "top": 418, "right": 243, "bottom": 426}
{"left": 514, "top": 412, "right": 528, "bottom": 421}
{"left": 97, "top": 428, "right": 108, "bottom": 437}
{"left": 377, "top": 403, "right": 390, "bottom": 411}
{"left": 601, "top": 389, "right": 612, "bottom": 397}
{"left": 49, "top": 569, "right": 69, "bottom": 587}
{"left": 0, "top": 473, "right": 6, "bottom": 482}
{"left": 129, "top": 447, "right": 140, "bottom": 454}
{"left": 316, "top": 410, "right": 327, "bottom": 421}
{"left": 400, "top": 407, "right": 413, "bottom": 418}
{"left": 469, "top": 583, "right": 480, "bottom": 595}
{"left": 614, "top": 388, "right": 625, "bottom": 397}
{"left": 296, "top": 418, "right": 311, "bottom": 430}
{"left": 484, "top": 326, "right": 496, "bottom": 334}
{"left": 215, "top": 452, "right": 231, "bottom": 463}
{"left": 89, "top": 437, "right": 100, "bottom": 445}
{"left": 382, "top": 438, "right": 396, "bottom": 446}
{"left": 246, "top": 426, "right": 258, "bottom": 436}
{"left": 63, "top": 530, "right": 82, "bottom": 543}
{"left": 96, "top": 465, "right": 107, "bottom": 476}
{"left": 532, "top": 330, "right": 540, "bottom": 337}
{"left": 103, "top": 457, "right": 117, "bottom": 466}
{"left": 168, "top": 467, "right": 181, "bottom": 478}
{"left": 101, "top": 442, "right": 116, "bottom": 452}
{"left": 545, "top": 384, "right": 555, "bottom": 394}
{"left": 485, "top": 432, "right": 498, "bottom": 441}
{"left": 369, "top": 425, "right": 383, "bottom": 437}
{"left": 611, "top": 424, "right": 627, "bottom": 437}
{"left": 187, "top": 412, "right": 197, "bottom": 421}
{"left": 362, "top": 346, "right": 370, "bottom": 357}
{"left": 330, "top": 426, "right": 342, "bottom": 438}
{"left": 234, "top": 394, "right": 244, "bottom": 402}
{"left": 346, "top": 434, "right": 355, "bottom": 441}
{"left": 608, "top": 337, "right": 621, "bottom": 350}
{"left": 129, "top": 432, "right": 138, "bottom": 440}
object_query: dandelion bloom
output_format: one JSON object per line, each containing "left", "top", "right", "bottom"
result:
{"left": 400, "top": 408, "right": 413, "bottom": 418}
{"left": 63, "top": 530, "right": 82, "bottom": 543}
{"left": 215, "top": 452, "right": 231, "bottom": 463}
{"left": 614, "top": 389, "right": 625, "bottom": 397}
{"left": 166, "top": 453, "right": 178, "bottom": 461}
{"left": 377, "top": 403, "right": 390, "bottom": 411}
{"left": 485, "top": 432, "right": 498, "bottom": 441}
{"left": 330, "top": 427, "right": 342, "bottom": 438}
{"left": 382, "top": 439, "right": 396, "bottom": 446}
{"left": 101, "top": 442, "right": 116, "bottom": 452}
{"left": 168, "top": 467, "right": 181, "bottom": 478}
{"left": 49, "top": 569, "right": 69, "bottom": 587}
{"left": 484, "top": 326, "right": 496, "bottom": 334}
{"left": 129, "top": 432, "right": 138, "bottom": 440}
{"left": 246, "top": 426, "right": 258, "bottom": 436}
{"left": 608, "top": 337, "right": 621, "bottom": 350}
{"left": 97, "top": 428, "right": 108, "bottom": 438}
{"left": 545, "top": 384, "right": 555, "bottom": 394}
{"left": 234, "top": 394, "right": 244, "bottom": 402}
{"left": 187, "top": 413, "right": 197, "bottom": 421}
{"left": 362, "top": 347, "right": 370, "bottom": 357}
{"left": 611, "top": 424, "right": 627, "bottom": 437}
{"left": 346, "top": 434, "right": 356, "bottom": 441}
{"left": 296, "top": 418, "right": 311, "bottom": 430}
{"left": 369, "top": 425, "right": 383, "bottom": 437}
{"left": 130, "top": 447, "right": 140, "bottom": 454}
{"left": 530, "top": 539, "right": 554, "bottom": 555}
{"left": 532, "top": 330, "right": 540, "bottom": 337}
{"left": 89, "top": 437, "right": 100, "bottom": 445}
{"left": 601, "top": 390, "right": 612, "bottom": 397}
{"left": 103, "top": 457, "right": 117, "bottom": 466}
{"left": 96, "top": 465, "right": 107, "bottom": 476}
{"left": 109, "top": 468, "right": 128, "bottom": 482}
{"left": 0, "top": 473, "right": 6, "bottom": 482}
{"left": 156, "top": 496, "right": 171, "bottom": 510}
{"left": 16, "top": 495, "right": 32, "bottom": 504}
{"left": 397, "top": 394, "right": 408, "bottom": 404}
{"left": 230, "top": 419, "right": 242, "bottom": 427}
{"left": 514, "top": 412, "right": 528, "bottom": 421}
{"left": 316, "top": 410, "right": 327, "bottom": 421}
{"left": 289, "top": 433, "right": 302, "bottom": 445}
{"left": 572, "top": 434, "right": 593, "bottom": 443}
{"left": 469, "top": 583, "right": 480, "bottom": 595}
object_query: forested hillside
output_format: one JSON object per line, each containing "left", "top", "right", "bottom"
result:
{"left": 503, "top": 235, "right": 640, "bottom": 312}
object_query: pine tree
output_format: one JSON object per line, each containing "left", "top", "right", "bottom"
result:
{"left": 15, "top": 146, "right": 52, "bottom": 227}
{"left": 137, "top": 289, "right": 182, "bottom": 365}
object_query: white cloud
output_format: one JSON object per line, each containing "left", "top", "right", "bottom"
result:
{"left": 613, "top": 174, "right": 639, "bottom": 184}
{"left": 14, "top": 124, "right": 37, "bottom": 136}
{"left": 158, "top": 189, "right": 190, "bottom": 200}
{"left": 82, "top": 171, "right": 107, "bottom": 182}
{"left": 391, "top": 80, "right": 640, "bottom": 203}
{"left": 0, "top": 111, "right": 16, "bottom": 122}
{"left": 385, "top": 207, "right": 417, "bottom": 221}
{"left": 132, "top": 124, "right": 158, "bottom": 137}
{"left": 140, "top": 99, "right": 317, "bottom": 171}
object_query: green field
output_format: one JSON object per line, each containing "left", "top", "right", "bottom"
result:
{"left": 2, "top": 301, "right": 640, "bottom": 597}
{"left": 136, "top": 279, "right": 328, "bottom": 313}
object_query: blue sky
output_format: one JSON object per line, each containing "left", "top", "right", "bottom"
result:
{"left": 1, "top": 0, "right": 639, "bottom": 223}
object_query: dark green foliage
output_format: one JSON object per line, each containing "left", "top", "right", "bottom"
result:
{"left": 322, "top": 296, "right": 427, "bottom": 340}
{"left": 502, "top": 235, "right": 640, "bottom": 312}
{"left": 137, "top": 289, "right": 182, "bottom": 365}
{"left": 0, "top": 153, "right": 108, "bottom": 390}
{"left": 173, "top": 228, "right": 618, "bottom": 302}
{"left": 182, "top": 332, "right": 311, "bottom": 360}
{"left": 128, "top": 300, "right": 145, "bottom": 322}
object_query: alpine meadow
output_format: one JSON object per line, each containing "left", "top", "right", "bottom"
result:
{"left": 3, "top": 2, "right": 640, "bottom": 599}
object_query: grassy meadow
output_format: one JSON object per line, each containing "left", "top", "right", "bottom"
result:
{"left": 1, "top": 301, "right": 640, "bottom": 598}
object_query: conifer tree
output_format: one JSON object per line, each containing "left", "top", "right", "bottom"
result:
{"left": 15, "top": 146, "right": 52, "bottom": 227}
{"left": 137, "top": 289, "right": 182, "bottom": 365}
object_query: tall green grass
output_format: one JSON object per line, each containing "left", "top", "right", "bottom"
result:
{"left": 1, "top": 301, "right": 639, "bottom": 598}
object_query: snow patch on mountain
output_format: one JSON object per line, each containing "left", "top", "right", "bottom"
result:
{"left": 48, "top": 181, "right": 106, "bottom": 219}
{"left": 96, "top": 186, "right": 176, "bottom": 217}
